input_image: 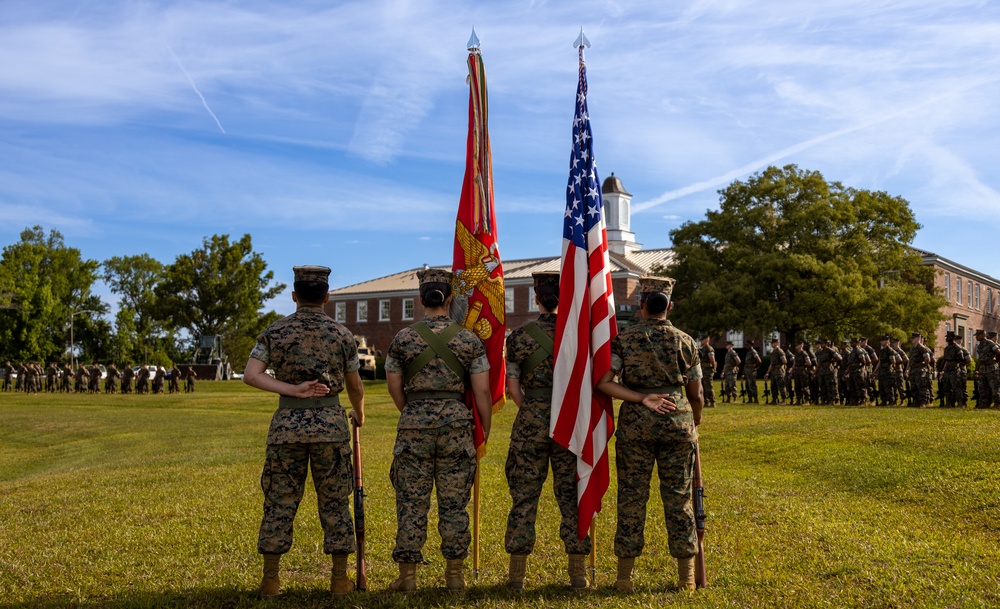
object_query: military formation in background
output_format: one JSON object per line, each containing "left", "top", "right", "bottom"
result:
{"left": 1, "top": 362, "right": 197, "bottom": 394}
{"left": 703, "top": 330, "right": 1000, "bottom": 409}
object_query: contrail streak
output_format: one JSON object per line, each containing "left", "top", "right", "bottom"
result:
{"left": 633, "top": 79, "right": 999, "bottom": 214}
{"left": 166, "top": 44, "right": 226, "bottom": 134}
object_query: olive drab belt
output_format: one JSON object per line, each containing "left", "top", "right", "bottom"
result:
{"left": 521, "top": 387, "right": 553, "bottom": 399}
{"left": 278, "top": 394, "right": 341, "bottom": 409}
{"left": 405, "top": 391, "right": 464, "bottom": 402}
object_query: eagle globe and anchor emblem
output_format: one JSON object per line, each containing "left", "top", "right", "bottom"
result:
{"left": 452, "top": 221, "right": 505, "bottom": 339}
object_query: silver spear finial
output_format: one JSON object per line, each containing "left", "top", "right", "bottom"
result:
{"left": 573, "top": 27, "right": 591, "bottom": 49}
{"left": 468, "top": 27, "right": 481, "bottom": 51}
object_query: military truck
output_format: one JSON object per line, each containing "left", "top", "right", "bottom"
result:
{"left": 189, "top": 334, "right": 232, "bottom": 380}
{"left": 356, "top": 336, "right": 378, "bottom": 380}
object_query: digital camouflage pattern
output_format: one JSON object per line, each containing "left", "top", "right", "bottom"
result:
{"left": 722, "top": 348, "right": 740, "bottom": 400}
{"left": 877, "top": 344, "right": 900, "bottom": 405}
{"left": 250, "top": 302, "right": 361, "bottom": 556}
{"left": 384, "top": 315, "right": 489, "bottom": 429}
{"left": 975, "top": 337, "right": 1000, "bottom": 408}
{"left": 743, "top": 346, "right": 762, "bottom": 401}
{"left": 792, "top": 348, "right": 812, "bottom": 404}
{"left": 908, "top": 341, "right": 934, "bottom": 406}
{"left": 815, "top": 344, "right": 840, "bottom": 404}
{"left": 610, "top": 318, "right": 702, "bottom": 559}
{"left": 504, "top": 313, "right": 588, "bottom": 556}
{"left": 768, "top": 346, "right": 787, "bottom": 402}
{"left": 940, "top": 342, "right": 970, "bottom": 407}
{"left": 846, "top": 345, "right": 869, "bottom": 405}
{"left": 384, "top": 314, "right": 488, "bottom": 563}
{"left": 891, "top": 342, "right": 909, "bottom": 403}
{"left": 698, "top": 343, "right": 716, "bottom": 405}
{"left": 258, "top": 442, "right": 355, "bottom": 555}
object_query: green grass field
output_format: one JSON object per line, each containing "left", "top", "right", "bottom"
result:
{"left": 2, "top": 381, "right": 999, "bottom": 608}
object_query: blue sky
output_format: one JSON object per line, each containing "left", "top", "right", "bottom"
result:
{"left": 2, "top": 0, "right": 999, "bottom": 316}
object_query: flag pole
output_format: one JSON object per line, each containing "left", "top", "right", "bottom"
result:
{"left": 589, "top": 517, "right": 597, "bottom": 583}
{"left": 467, "top": 25, "right": 483, "bottom": 584}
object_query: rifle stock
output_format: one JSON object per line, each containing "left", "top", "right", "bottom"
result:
{"left": 352, "top": 422, "right": 367, "bottom": 591}
{"left": 693, "top": 442, "right": 707, "bottom": 588}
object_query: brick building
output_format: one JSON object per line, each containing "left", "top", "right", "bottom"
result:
{"left": 325, "top": 174, "right": 674, "bottom": 356}
{"left": 325, "top": 174, "right": 1000, "bottom": 362}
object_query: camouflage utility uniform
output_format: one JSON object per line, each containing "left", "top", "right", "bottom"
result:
{"left": 767, "top": 346, "right": 787, "bottom": 403}
{"left": 504, "top": 312, "right": 589, "bottom": 556}
{"left": 940, "top": 341, "right": 969, "bottom": 407}
{"left": 908, "top": 340, "right": 933, "bottom": 407}
{"left": 975, "top": 334, "right": 1000, "bottom": 408}
{"left": 384, "top": 314, "right": 488, "bottom": 564}
{"left": 791, "top": 348, "right": 811, "bottom": 404}
{"left": 891, "top": 340, "right": 909, "bottom": 404}
{"left": 846, "top": 344, "right": 870, "bottom": 405}
{"left": 876, "top": 343, "right": 899, "bottom": 405}
{"left": 743, "top": 346, "right": 762, "bottom": 402}
{"left": 722, "top": 348, "right": 740, "bottom": 402}
{"left": 698, "top": 343, "right": 716, "bottom": 407}
{"left": 814, "top": 343, "right": 840, "bottom": 404}
{"left": 612, "top": 318, "right": 702, "bottom": 561}
{"left": 250, "top": 305, "right": 360, "bottom": 557}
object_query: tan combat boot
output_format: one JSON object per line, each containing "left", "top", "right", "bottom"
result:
{"left": 330, "top": 554, "right": 354, "bottom": 596}
{"left": 677, "top": 556, "right": 696, "bottom": 591}
{"left": 389, "top": 562, "right": 417, "bottom": 593}
{"left": 568, "top": 554, "right": 590, "bottom": 590}
{"left": 613, "top": 556, "right": 635, "bottom": 592}
{"left": 259, "top": 553, "right": 281, "bottom": 598}
{"left": 507, "top": 554, "right": 528, "bottom": 591}
{"left": 445, "top": 558, "right": 466, "bottom": 592}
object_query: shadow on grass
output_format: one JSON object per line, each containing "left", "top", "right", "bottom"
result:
{"left": 2, "top": 581, "right": 676, "bottom": 609}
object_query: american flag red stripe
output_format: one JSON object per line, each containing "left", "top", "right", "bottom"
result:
{"left": 550, "top": 49, "right": 617, "bottom": 539}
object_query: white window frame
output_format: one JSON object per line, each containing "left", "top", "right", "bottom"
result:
{"left": 725, "top": 330, "right": 744, "bottom": 349}
{"left": 944, "top": 272, "right": 950, "bottom": 301}
{"left": 505, "top": 288, "right": 515, "bottom": 313}
{"left": 402, "top": 298, "right": 414, "bottom": 321}
{"left": 379, "top": 299, "right": 391, "bottom": 322}
{"left": 968, "top": 282, "right": 973, "bottom": 308}
{"left": 527, "top": 287, "right": 539, "bottom": 312}
{"left": 975, "top": 284, "right": 981, "bottom": 310}
{"left": 945, "top": 322, "right": 951, "bottom": 333}
{"left": 987, "top": 288, "right": 993, "bottom": 316}
{"left": 356, "top": 301, "right": 368, "bottom": 323}
{"left": 957, "top": 278, "right": 963, "bottom": 305}
{"left": 334, "top": 302, "right": 346, "bottom": 323}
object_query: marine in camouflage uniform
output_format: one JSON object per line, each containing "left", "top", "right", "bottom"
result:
{"left": 907, "top": 333, "right": 933, "bottom": 407}
{"left": 743, "top": 343, "right": 762, "bottom": 403}
{"left": 598, "top": 276, "right": 704, "bottom": 593}
{"left": 861, "top": 338, "right": 879, "bottom": 403}
{"left": 791, "top": 342, "right": 812, "bottom": 405}
{"left": 120, "top": 365, "right": 134, "bottom": 394}
{"left": 890, "top": 338, "right": 909, "bottom": 405}
{"left": 837, "top": 341, "right": 852, "bottom": 404}
{"left": 846, "top": 338, "right": 870, "bottom": 405}
{"left": 721, "top": 342, "right": 740, "bottom": 402}
{"left": 814, "top": 339, "right": 841, "bottom": 405}
{"left": 60, "top": 363, "right": 73, "bottom": 393}
{"left": 503, "top": 272, "right": 590, "bottom": 590}
{"left": 384, "top": 268, "right": 492, "bottom": 594}
{"left": 698, "top": 336, "right": 716, "bottom": 407}
{"left": 244, "top": 265, "right": 366, "bottom": 598}
{"left": 974, "top": 330, "right": 1000, "bottom": 408}
{"left": 874, "top": 336, "right": 899, "bottom": 406}
{"left": 2, "top": 362, "right": 12, "bottom": 392}
{"left": 764, "top": 339, "right": 787, "bottom": 403}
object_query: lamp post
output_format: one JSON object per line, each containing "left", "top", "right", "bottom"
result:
{"left": 69, "top": 309, "right": 100, "bottom": 370}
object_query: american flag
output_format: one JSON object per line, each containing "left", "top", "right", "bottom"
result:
{"left": 550, "top": 50, "right": 618, "bottom": 539}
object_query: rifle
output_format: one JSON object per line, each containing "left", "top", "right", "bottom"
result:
{"left": 739, "top": 379, "right": 747, "bottom": 403}
{"left": 352, "top": 421, "right": 367, "bottom": 591}
{"left": 904, "top": 379, "right": 913, "bottom": 407}
{"left": 763, "top": 382, "right": 772, "bottom": 405}
{"left": 937, "top": 380, "right": 946, "bottom": 408}
{"left": 972, "top": 381, "right": 980, "bottom": 408}
{"left": 693, "top": 442, "right": 708, "bottom": 588}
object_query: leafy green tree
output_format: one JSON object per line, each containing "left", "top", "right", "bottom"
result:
{"left": 0, "top": 226, "right": 108, "bottom": 362}
{"left": 103, "top": 254, "right": 165, "bottom": 364}
{"left": 155, "top": 234, "right": 285, "bottom": 365}
{"left": 665, "top": 165, "right": 946, "bottom": 343}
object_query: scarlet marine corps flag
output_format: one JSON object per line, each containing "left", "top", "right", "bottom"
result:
{"left": 550, "top": 32, "right": 618, "bottom": 538}
{"left": 452, "top": 30, "right": 505, "bottom": 458}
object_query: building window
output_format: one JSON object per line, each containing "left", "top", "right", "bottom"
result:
{"left": 725, "top": 330, "right": 744, "bottom": 349}
{"left": 334, "top": 302, "right": 346, "bottom": 323}
{"left": 357, "top": 301, "right": 368, "bottom": 323}
{"left": 945, "top": 322, "right": 951, "bottom": 333}
{"left": 975, "top": 284, "right": 981, "bottom": 309}
{"left": 379, "top": 299, "right": 391, "bottom": 321}
{"left": 957, "top": 278, "right": 962, "bottom": 305}
{"left": 968, "top": 282, "right": 973, "bottom": 308}
{"left": 988, "top": 288, "right": 994, "bottom": 316}
{"left": 944, "top": 272, "right": 950, "bottom": 301}
{"left": 402, "top": 298, "right": 414, "bottom": 320}
{"left": 506, "top": 288, "right": 515, "bottom": 313}
{"left": 527, "top": 287, "right": 539, "bottom": 312}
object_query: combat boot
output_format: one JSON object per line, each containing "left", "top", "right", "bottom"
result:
{"left": 330, "top": 554, "right": 354, "bottom": 596}
{"left": 567, "top": 554, "right": 589, "bottom": 590}
{"left": 259, "top": 553, "right": 281, "bottom": 598}
{"left": 445, "top": 558, "right": 466, "bottom": 592}
{"left": 613, "top": 556, "right": 635, "bottom": 592}
{"left": 507, "top": 553, "right": 527, "bottom": 591}
{"left": 389, "top": 562, "right": 417, "bottom": 593}
{"left": 676, "top": 557, "right": 696, "bottom": 591}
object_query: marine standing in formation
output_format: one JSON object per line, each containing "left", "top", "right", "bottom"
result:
{"left": 906, "top": 332, "right": 933, "bottom": 407}
{"left": 697, "top": 335, "right": 716, "bottom": 408}
{"left": 939, "top": 332, "right": 971, "bottom": 408}
{"left": 383, "top": 268, "right": 493, "bottom": 594}
{"left": 596, "top": 276, "right": 703, "bottom": 592}
{"left": 974, "top": 330, "right": 1000, "bottom": 408}
{"left": 764, "top": 338, "right": 787, "bottom": 404}
{"left": 743, "top": 342, "right": 762, "bottom": 403}
{"left": 813, "top": 339, "right": 841, "bottom": 405}
{"left": 873, "top": 335, "right": 900, "bottom": 405}
{"left": 503, "top": 272, "right": 590, "bottom": 590}
{"left": 243, "top": 265, "right": 366, "bottom": 599}
{"left": 721, "top": 342, "right": 740, "bottom": 402}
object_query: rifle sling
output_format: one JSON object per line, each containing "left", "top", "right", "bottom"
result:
{"left": 520, "top": 322, "right": 554, "bottom": 380}
{"left": 404, "top": 322, "right": 466, "bottom": 386}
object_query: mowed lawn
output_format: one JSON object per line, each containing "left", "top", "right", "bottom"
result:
{"left": 1, "top": 381, "right": 999, "bottom": 609}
